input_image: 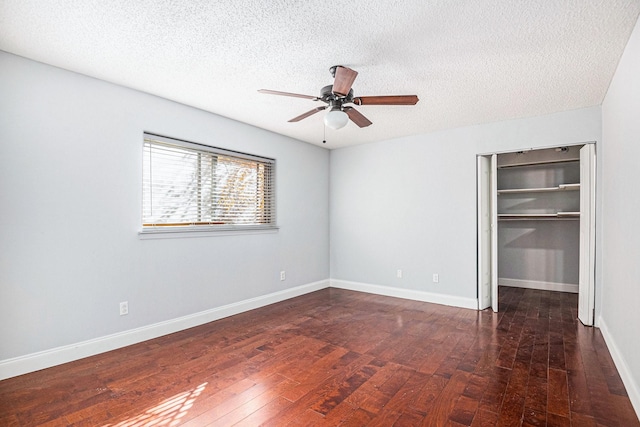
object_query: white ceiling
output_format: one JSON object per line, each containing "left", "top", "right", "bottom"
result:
{"left": 1, "top": 1, "right": 639, "bottom": 149}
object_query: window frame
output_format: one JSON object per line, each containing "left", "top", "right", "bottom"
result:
{"left": 139, "top": 132, "right": 277, "bottom": 238}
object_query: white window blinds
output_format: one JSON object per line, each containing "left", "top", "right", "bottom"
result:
{"left": 142, "top": 133, "right": 276, "bottom": 231}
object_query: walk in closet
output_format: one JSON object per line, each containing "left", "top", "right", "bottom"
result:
{"left": 477, "top": 144, "right": 596, "bottom": 325}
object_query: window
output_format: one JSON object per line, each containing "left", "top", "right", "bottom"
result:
{"left": 142, "top": 133, "right": 276, "bottom": 233}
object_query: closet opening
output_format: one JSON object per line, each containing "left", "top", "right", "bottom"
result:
{"left": 477, "top": 143, "right": 596, "bottom": 325}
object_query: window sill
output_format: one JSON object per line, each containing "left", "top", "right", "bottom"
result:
{"left": 138, "top": 225, "right": 279, "bottom": 239}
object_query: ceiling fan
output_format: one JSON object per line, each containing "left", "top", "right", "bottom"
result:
{"left": 258, "top": 65, "right": 419, "bottom": 130}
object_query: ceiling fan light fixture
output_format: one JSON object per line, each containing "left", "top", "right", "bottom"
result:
{"left": 324, "top": 108, "right": 349, "bottom": 130}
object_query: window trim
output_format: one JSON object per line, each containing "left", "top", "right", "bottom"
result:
{"left": 139, "top": 132, "right": 277, "bottom": 237}
{"left": 138, "top": 225, "right": 279, "bottom": 239}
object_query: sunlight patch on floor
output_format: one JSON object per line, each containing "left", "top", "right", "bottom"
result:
{"left": 108, "top": 382, "right": 208, "bottom": 427}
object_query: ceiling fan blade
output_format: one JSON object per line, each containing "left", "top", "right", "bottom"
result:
{"left": 258, "top": 89, "right": 318, "bottom": 100}
{"left": 352, "top": 95, "right": 419, "bottom": 105}
{"left": 288, "top": 106, "right": 327, "bottom": 122}
{"left": 344, "top": 107, "right": 372, "bottom": 128}
{"left": 332, "top": 66, "right": 358, "bottom": 97}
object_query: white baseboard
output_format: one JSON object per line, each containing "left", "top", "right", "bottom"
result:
{"left": 330, "top": 279, "right": 478, "bottom": 310}
{"left": 499, "top": 278, "right": 578, "bottom": 293}
{"left": 0, "top": 280, "right": 329, "bottom": 381}
{"left": 598, "top": 316, "right": 640, "bottom": 420}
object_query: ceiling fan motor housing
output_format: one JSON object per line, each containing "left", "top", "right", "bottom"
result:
{"left": 320, "top": 85, "right": 354, "bottom": 107}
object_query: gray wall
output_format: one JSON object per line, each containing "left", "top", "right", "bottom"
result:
{"left": 0, "top": 51, "right": 330, "bottom": 362}
{"left": 330, "top": 107, "right": 601, "bottom": 302}
{"left": 498, "top": 221, "right": 579, "bottom": 285}
{"left": 601, "top": 15, "right": 640, "bottom": 411}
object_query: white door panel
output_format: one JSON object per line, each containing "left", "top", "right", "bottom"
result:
{"left": 490, "top": 154, "right": 498, "bottom": 313}
{"left": 477, "top": 156, "right": 492, "bottom": 310}
{"left": 578, "top": 144, "right": 596, "bottom": 325}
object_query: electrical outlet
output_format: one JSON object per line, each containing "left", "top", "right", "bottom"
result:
{"left": 397, "top": 269, "right": 403, "bottom": 278}
{"left": 432, "top": 273, "right": 439, "bottom": 283}
{"left": 119, "top": 301, "right": 129, "bottom": 316}
{"left": 280, "top": 271, "right": 286, "bottom": 281}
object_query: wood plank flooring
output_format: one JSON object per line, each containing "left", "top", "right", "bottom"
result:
{"left": 1, "top": 287, "right": 638, "bottom": 426}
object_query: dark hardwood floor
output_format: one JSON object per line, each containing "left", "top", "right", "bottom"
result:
{"left": 1, "top": 287, "right": 638, "bottom": 426}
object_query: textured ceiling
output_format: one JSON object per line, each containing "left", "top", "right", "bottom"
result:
{"left": 1, "top": 1, "right": 639, "bottom": 149}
